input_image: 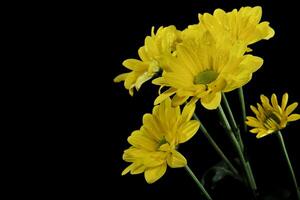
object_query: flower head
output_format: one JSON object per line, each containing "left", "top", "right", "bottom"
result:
{"left": 196, "top": 6, "right": 275, "bottom": 46}
{"left": 153, "top": 31, "right": 263, "bottom": 109}
{"left": 246, "top": 93, "right": 300, "bottom": 138}
{"left": 114, "top": 26, "right": 182, "bottom": 96}
{"left": 122, "top": 98, "right": 200, "bottom": 183}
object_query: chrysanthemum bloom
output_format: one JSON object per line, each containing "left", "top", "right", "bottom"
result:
{"left": 195, "top": 6, "right": 274, "bottom": 47}
{"left": 114, "top": 26, "right": 182, "bottom": 96}
{"left": 153, "top": 32, "right": 263, "bottom": 110}
{"left": 246, "top": 93, "right": 300, "bottom": 138}
{"left": 122, "top": 98, "right": 200, "bottom": 183}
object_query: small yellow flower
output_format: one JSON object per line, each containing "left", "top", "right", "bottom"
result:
{"left": 196, "top": 6, "right": 275, "bottom": 47}
{"left": 114, "top": 26, "right": 182, "bottom": 96}
{"left": 122, "top": 98, "right": 200, "bottom": 183}
{"left": 246, "top": 93, "right": 300, "bottom": 138}
{"left": 153, "top": 31, "right": 263, "bottom": 110}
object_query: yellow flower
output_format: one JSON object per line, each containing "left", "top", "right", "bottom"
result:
{"left": 114, "top": 26, "right": 182, "bottom": 96}
{"left": 153, "top": 32, "right": 263, "bottom": 110}
{"left": 246, "top": 93, "right": 300, "bottom": 138}
{"left": 122, "top": 98, "right": 200, "bottom": 183}
{"left": 196, "top": 6, "right": 275, "bottom": 47}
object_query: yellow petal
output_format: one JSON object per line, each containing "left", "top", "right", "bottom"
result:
{"left": 246, "top": 117, "right": 261, "bottom": 128}
{"left": 142, "top": 114, "right": 162, "bottom": 141}
{"left": 131, "top": 163, "right": 146, "bottom": 175}
{"left": 176, "top": 89, "right": 195, "bottom": 97}
{"left": 138, "top": 46, "right": 149, "bottom": 61}
{"left": 249, "top": 128, "right": 260, "bottom": 133}
{"left": 122, "top": 59, "right": 148, "bottom": 71}
{"left": 256, "top": 133, "right": 266, "bottom": 139}
{"left": 181, "top": 102, "right": 196, "bottom": 123}
{"left": 159, "top": 143, "right": 171, "bottom": 152}
{"left": 156, "top": 98, "right": 171, "bottom": 126}
{"left": 256, "top": 130, "right": 273, "bottom": 138}
{"left": 144, "top": 163, "right": 167, "bottom": 184}
{"left": 122, "top": 164, "right": 134, "bottom": 175}
{"left": 250, "top": 105, "right": 260, "bottom": 116}
{"left": 260, "top": 95, "right": 270, "bottom": 107}
{"left": 178, "top": 120, "right": 200, "bottom": 143}
{"left": 201, "top": 92, "right": 221, "bottom": 110}
{"left": 164, "top": 71, "right": 193, "bottom": 88}
{"left": 135, "top": 72, "right": 154, "bottom": 91}
{"left": 152, "top": 77, "right": 166, "bottom": 86}
{"left": 257, "top": 22, "right": 275, "bottom": 40}
{"left": 287, "top": 114, "right": 300, "bottom": 122}
{"left": 224, "top": 55, "right": 263, "bottom": 92}
{"left": 154, "top": 88, "right": 176, "bottom": 105}
{"left": 271, "top": 94, "right": 279, "bottom": 108}
{"left": 248, "top": 6, "right": 262, "bottom": 24}
{"left": 144, "top": 152, "right": 166, "bottom": 167}
{"left": 128, "top": 131, "right": 157, "bottom": 151}
{"left": 122, "top": 148, "right": 139, "bottom": 162}
{"left": 257, "top": 103, "right": 265, "bottom": 115}
{"left": 124, "top": 72, "right": 136, "bottom": 90}
{"left": 171, "top": 95, "right": 189, "bottom": 107}
{"left": 113, "top": 73, "right": 129, "bottom": 83}
{"left": 167, "top": 150, "right": 187, "bottom": 168}
{"left": 286, "top": 102, "right": 298, "bottom": 116}
{"left": 281, "top": 93, "right": 289, "bottom": 111}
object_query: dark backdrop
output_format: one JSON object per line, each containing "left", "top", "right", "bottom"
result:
{"left": 102, "top": 0, "right": 300, "bottom": 199}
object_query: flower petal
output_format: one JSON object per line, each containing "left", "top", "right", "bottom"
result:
{"left": 122, "top": 164, "right": 134, "bottom": 176}
{"left": 281, "top": 93, "right": 289, "bottom": 111}
{"left": 271, "top": 94, "right": 279, "bottom": 109}
{"left": 144, "top": 163, "right": 167, "bottom": 184}
{"left": 143, "top": 152, "right": 166, "bottom": 167}
{"left": 154, "top": 88, "right": 177, "bottom": 105}
{"left": 131, "top": 163, "right": 146, "bottom": 175}
{"left": 246, "top": 116, "right": 261, "bottom": 128}
{"left": 123, "top": 59, "right": 148, "bottom": 71}
{"left": 113, "top": 73, "right": 129, "bottom": 83}
{"left": 167, "top": 150, "right": 187, "bottom": 168}
{"left": 249, "top": 128, "right": 260, "bottom": 133}
{"left": 287, "top": 114, "right": 300, "bottom": 122}
{"left": 286, "top": 102, "right": 298, "bottom": 116}
{"left": 260, "top": 94, "right": 272, "bottom": 109}
{"left": 181, "top": 102, "right": 196, "bottom": 123}
{"left": 178, "top": 120, "right": 200, "bottom": 143}
{"left": 128, "top": 130, "right": 157, "bottom": 151}
{"left": 201, "top": 92, "right": 221, "bottom": 110}
{"left": 142, "top": 114, "right": 162, "bottom": 141}
{"left": 171, "top": 95, "right": 189, "bottom": 107}
{"left": 250, "top": 105, "right": 260, "bottom": 116}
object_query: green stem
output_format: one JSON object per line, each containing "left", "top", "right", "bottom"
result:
{"left": 222, "top": 93, "right": 244, "bottom": 152}
{"left": 238, "top": 87, "right": 247, "bottom": 134}
{"left": 277, "top": 131, "right": 300, "bottom": 200}
{"left": 222, "top": 92, "right": 257, "bottom": 193}
{"left": 218, "top": 105, "right": 257, "bottom": 193}
{"left": 185, "top": 165, "right": 213, "bottom": 200}
{"left": 193, "top": 113, "right": 238, "bottom": 175}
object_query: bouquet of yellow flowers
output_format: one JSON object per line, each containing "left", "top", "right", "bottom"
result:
{"left": 113, "top": 6, "right": 300, "bottom": 200}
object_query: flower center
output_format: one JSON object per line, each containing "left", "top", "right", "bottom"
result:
{"left": 265, "top": 111, "right": 281, "bottom": 125}
{"left": 158, "top": 137, "right": 167, "bottom": 147}
{"left": 194, "top": 70, "right": 219, "bottom": 85}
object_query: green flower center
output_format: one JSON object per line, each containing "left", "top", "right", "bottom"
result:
{"left": 265, "top": 111, "right": 281, "bottom": 125}
{"left": 194, "top": 70, "right": 219, "bottom": 85}
{"left": 158, "top": 137, "right": 167, "bottom": 147}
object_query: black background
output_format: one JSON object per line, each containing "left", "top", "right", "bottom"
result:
{"left": 76, "top": 0, "right": 300, "bottom": 199}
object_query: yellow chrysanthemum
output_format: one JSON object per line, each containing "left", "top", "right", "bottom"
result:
{"left": 196, "top": 6, "right": 275, "bottom": 46}
{"left": 122, "top": 98, "right": 200, "bottom": 183}
{"left": 114, "top": 26, "right": 182, "bottom": 96}
{"left": 246, "top": 93, "right": 300, "bottom": 138}
{"left": 153, "top": 32, "right": 263, "bottom": 110}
